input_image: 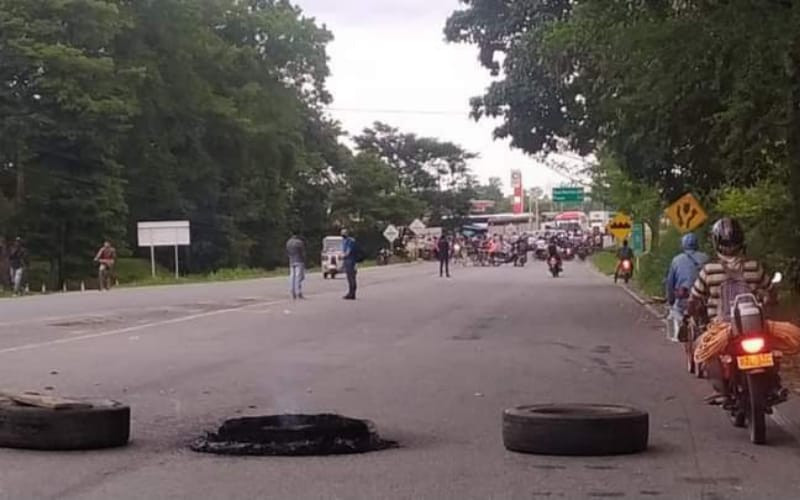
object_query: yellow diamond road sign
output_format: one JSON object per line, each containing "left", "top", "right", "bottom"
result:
{"left": 607, "top": 213, "right": 633, "bottom": 241}
{"left": 666, "top": 193, "right": 708, "bottom": 234}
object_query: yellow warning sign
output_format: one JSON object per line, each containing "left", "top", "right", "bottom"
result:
{"left": 665, "top": 193, "right": 708, "bottom": 234}
{"left": 607, "top": 213, "right": 633, "bottom": 241}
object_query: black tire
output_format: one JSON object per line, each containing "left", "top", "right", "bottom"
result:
{"left": 624, "top": 275, "right": 630, "bottom": 284}
{"left": 0, "top": 398, "right": 130, "bottom": 450}
{"left": 747, "top": 374, "right": 768, "bottom": 444}
{"left": 502, "top": 404, "right": 648, "bottom": 456}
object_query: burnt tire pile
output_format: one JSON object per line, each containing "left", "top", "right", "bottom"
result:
{"left": 503, "top": 404, "right": 649, "bottom": 456}
{"left": 0, "top": 397, "right": 130, "bottom": 451}
{"left": 192, "top": 413, "right": 397, "bottom": 456}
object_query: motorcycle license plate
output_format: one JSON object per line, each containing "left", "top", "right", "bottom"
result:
{"left": 736, "top": 353, "right": 774, "bottom": 370}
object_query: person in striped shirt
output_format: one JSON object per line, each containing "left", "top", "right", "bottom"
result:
{"left": 689, "top": 218, "right": 771, "bottom": 322}
{"left": 689, "top": 217, "right": 773, "bottom": 404}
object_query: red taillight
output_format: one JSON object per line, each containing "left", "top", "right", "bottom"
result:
{"left": 622, "top": 260, "right": 631, "bottom": 270}
{"left": 741, "top": 337, "right": 765, "bottom": 354}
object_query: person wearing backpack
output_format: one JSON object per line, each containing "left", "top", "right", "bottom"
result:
{"left": 341, "top": 228, "right": 359, "bottom": 300}
{"left": 665, "top": 233, "right": 709, "bottom": 341}
{"left": 689, "top": 218, "right": 772, "bottom": 403}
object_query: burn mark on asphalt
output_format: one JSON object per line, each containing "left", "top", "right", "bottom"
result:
{"left": 530, "top": 464, "right": 567, "bottom": 470}
{"left": 682, "top": 476, "right": 741, "bottom": 486}
{"left": 589, "top": 357, "right": 609, "bottom": 367}
{"left": 639, "top": 491, "right": 662, "bottom": 496}
{"left": 451, "top": 332, "right": 482, "bottom": 341}
{"left": 584, "top": 465, "right": 618, "bottom": 470}
{"left": 543, "top": 341, "right": 579, "bottom": 351}
{"left": 591, "top": 345, "right": 611, "bottom": 354}
{"left": 588, "top": 492, "right": 625, "bottom": 498}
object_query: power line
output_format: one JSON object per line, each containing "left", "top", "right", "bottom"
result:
{"left": 325, "top": 106, "right": 469, "bottom": 116}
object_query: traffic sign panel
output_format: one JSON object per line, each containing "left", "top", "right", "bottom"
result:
{"left": 607, "top": 213, "right": 633, "bottom": 241}
{"left": 409, "top": 218, "right": 426, "bottom": 233}
{"left": 383, "top": 224, "right": 399, "bottom": 243}
{"left": 665, "top": 193, "right": 707, "bottom": 233}
{"left": 553, "top": 187, "right": 584, "bottom": 203}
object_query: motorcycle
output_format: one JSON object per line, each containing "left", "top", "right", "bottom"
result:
{"left": 712, "top": 273, "right": 787, "bottom": 444}
{"left": 576, "top": 245, "right": 589, "bottom": 261}
{"left": 548, "top": 256, "right": 562, "bottom": 278}
{"left": 615, "top": 259, "right": 632, "bottom": 284}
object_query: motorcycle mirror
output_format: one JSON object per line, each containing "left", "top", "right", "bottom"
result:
{"left": 772, "top": 272, "right": 783, "bottom": 285}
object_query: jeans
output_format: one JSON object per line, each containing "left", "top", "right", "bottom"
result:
{"left": 10, "top": 267, "right": 23, "bottom": 294}
{"left": 344, "top": 261, "right": 357, "bottom": 298}
{"left": 289, "top": 263, "right": 305, "bottom": 298}
{"left": 439, "top": 257, "right": 450, "bottom": 277}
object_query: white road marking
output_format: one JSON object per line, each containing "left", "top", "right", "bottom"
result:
{"left": 0, "top": 299, "right": 285, "bottom": 356}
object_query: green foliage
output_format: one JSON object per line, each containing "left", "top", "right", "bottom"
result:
{"left": 2, "top": 0, "right": 478, "bottom": 288}
{"left": 715, "top": 181, "right": 797, "bottom": 284}
{"left": 591, "top": 251, "right": 617, "bottom": 277}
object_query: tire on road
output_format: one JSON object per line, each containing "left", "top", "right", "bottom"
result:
{"left": 503, "top": 404, "right": 648, "bottom": 456}
{"left": 0, "top": 398, "right": 130, "bottom": 450}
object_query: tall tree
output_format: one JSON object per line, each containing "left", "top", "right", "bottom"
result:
{"left": 0, "top": 0, "right": 138, "bottom": 285}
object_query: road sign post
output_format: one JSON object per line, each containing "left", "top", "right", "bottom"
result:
{"left": 665, "top": 193, "right": 708, "bottom": 233}
{"left": 632, "top": 223, "right": 645, "bottom": 253}
{"left": 409, "top": 218, "right": 426, "bottom": 234}
{"left": 607, "top": 213, "right": 633, "bottom": 242}
{"left": 383, "top": 224, "right": 399, "bottom": 243}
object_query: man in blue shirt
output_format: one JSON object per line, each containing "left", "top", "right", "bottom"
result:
{"left": 665, "top": 232, "right": 709, "bottom": 340}
{"left": 341, "top": 228, "right": 357, "bottom": 300}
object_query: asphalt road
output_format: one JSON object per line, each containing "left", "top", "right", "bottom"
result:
{"left": 1, "top": 261, "right": 799, "bottom": 499}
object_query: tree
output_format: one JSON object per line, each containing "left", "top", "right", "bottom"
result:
{"left": 354, "top": 122, "right": 477, "bottom": 224}
{"left": 330, "top": 153, "right": 425, "bottom": 253}
{"left": 0, "top": 0, "right": 138, "bottom": 286}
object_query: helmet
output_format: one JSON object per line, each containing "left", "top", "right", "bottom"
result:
{"left": 681, "top": 233, "right": 698, "bottom": 251}
{"left": 711, "top": 218, "right": 744, "bottom": 256}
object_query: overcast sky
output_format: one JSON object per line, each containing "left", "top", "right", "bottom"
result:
{"left": 295, "top": 0, "right": 567, "bottom": 194}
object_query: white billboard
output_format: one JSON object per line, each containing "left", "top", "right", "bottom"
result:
{"left": 137, "top": 221, "right": 191, "bottom": 247}
{"left": 136, "top": 221, "right": 191, "bottom": 278}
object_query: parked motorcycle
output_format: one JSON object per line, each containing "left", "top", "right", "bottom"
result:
{"left": 712, "top": 273, "right": 787, "bottom": 444}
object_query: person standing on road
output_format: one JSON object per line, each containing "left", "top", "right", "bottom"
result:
{"left": 437, "top": 234, "right": 451, "bottom": 278}
{"left": 8, "top": 237, "right": 27, "bottom": 296}
{"left": 285, "top": 232, "right": 306, "bottom": 300}
{"left": 341, "top": 228, "right": 358, "bottom": 300}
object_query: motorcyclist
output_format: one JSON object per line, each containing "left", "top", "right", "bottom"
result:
{"left": 546, "top": 241, "right": 562, "bottom": 271}
{"left": 665, "top": 233, "right": 709, "bottom": 341}
{"left": 614, "top": 240, "right": 635, "bottom": 283}
{"left": 688, "top": 217, "right": 773, "bottom": 404}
